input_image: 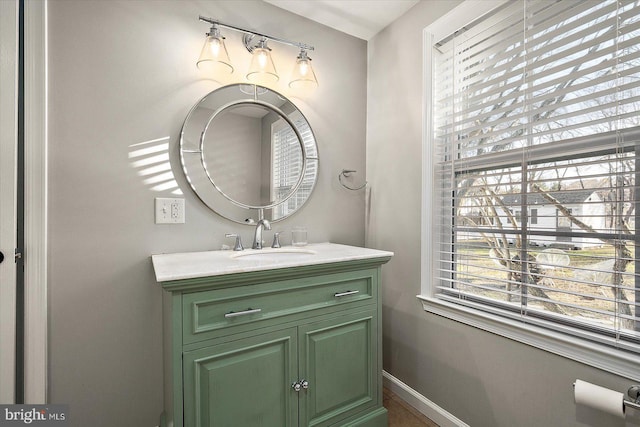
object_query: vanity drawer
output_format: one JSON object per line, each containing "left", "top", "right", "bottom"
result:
{"left": 182, "top": 269, "right": 377, "bottom": 345}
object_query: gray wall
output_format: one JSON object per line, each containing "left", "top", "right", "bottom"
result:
{"left": 47, "top": 1, "right": 366, "bottom": 426}
{"left": 366, "top": 1, "right": 637, "bottom": 427}
{"left": 204, "top": 111, "right": 262, "bottom": 206}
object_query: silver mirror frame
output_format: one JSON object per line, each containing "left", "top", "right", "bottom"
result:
{"left": 180, "top": 84, "right": 319, "bottom": 224}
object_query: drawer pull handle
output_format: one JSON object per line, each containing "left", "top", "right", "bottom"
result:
{"left": 225, "top": 308, "right": 262, "bottom": 318}
{"left": 334, "top": 290, "right": 360, "bottom": 298}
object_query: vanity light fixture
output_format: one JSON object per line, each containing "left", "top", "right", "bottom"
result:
{"left": 197, "top": 16, "right": 317, "bottom": 88}
{"left": 246, "top": 37, "right": 279, "bottom": 84}
{"left": 196, "top": 23, "right": 233, "bottom": 74}
{"left": 289, "top": 48, "right": 318, "bottom": 89}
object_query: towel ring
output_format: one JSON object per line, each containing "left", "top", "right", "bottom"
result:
{"left": 338, "top": 169, "right": 367, "bottom": 191}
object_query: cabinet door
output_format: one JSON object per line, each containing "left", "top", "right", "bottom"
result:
{"left": 183, "top": 328, "right": 298, "bottom": 427}
{"left": 298, "top": 310, "right": 377, "bottom": 427}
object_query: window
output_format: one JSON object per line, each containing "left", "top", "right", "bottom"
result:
{"left": 422, "top": 0, "right": 640, "bottom": 375}
{"left": 272, "top": 111, "right": 318, "bottom": 218}
{"left": 556, "top": 208, "right": 573, "bottom": 230}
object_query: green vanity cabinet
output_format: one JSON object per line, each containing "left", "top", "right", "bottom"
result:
{"left": 183, "top": 327, "right": 299, "bottom": 426}
{"left": 298, "top": 310, "right": 379, "bottom": 426}
{"left": 154, "top": 245, "right": 392, "bottom": 427}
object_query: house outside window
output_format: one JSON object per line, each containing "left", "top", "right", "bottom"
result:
{"left": 421, "top": 0, "right": 640, "bottom": 377}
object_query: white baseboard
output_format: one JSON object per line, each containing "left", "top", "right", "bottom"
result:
{"left": 383, "top": 371, "right": 470, "bottom": 427}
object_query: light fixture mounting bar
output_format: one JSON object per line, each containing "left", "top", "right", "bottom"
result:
{"left": 199, "top": 16, "right": 314, "bottom": 51}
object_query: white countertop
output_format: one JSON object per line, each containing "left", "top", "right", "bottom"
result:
{"left": 151, "top": 242, "right": 394, "bottom": 282}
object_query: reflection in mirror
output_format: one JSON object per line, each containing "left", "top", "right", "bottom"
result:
{"left": 272, "top": 110, "right": 317, "bottom": 219}
{"left": 180, "top": 84, "right": 318, "bottom": 224}
{"left": 202, "top": 103, "right": 303, "bottom": 207}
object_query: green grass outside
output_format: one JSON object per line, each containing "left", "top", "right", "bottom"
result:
{"left": 454, "top": 240, "right": 637, "bottom": 329}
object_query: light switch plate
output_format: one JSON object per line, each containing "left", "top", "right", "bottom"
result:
{"left": 155, "top": 198, "right": 185, "bottom": 224}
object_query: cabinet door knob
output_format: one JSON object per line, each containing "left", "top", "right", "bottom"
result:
{"left": 292, "top": 380, "right": 309, "bottom": 392}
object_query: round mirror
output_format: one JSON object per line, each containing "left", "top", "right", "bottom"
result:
{"left": 180, "top": 84, "right": 319, "bottom": 224}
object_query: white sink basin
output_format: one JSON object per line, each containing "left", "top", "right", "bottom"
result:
{"left": 230, "top": 247, "right": 317, "bottom": 260}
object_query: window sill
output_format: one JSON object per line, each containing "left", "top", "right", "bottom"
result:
{"left": 417, "top": 295, "right": 640, "bottom": 381}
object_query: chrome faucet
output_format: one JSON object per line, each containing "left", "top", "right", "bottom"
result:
{"left": 252, "top": 210, "right": 271, "bottom": 249}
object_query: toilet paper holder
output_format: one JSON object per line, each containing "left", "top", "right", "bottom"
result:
{"left": 627, "top": 385, "right": 640, "bottom": 411}
{"left": 573, "top": 382, "right": 640, "bottom": 412}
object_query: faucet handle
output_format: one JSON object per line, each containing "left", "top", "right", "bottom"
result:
{"left": 271, "top": 231, "right": 283, "bottom": 249}
{"left": 225, "top": 233, "right": 244, "bottom": 251}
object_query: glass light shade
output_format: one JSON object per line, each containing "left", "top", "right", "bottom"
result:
{"left": 196, "top": 33, "right": 233, "bottom": 75}
{"left": 246, "top": 46, "right": 279, "bottom": 84}
{"left": 289, "top": 51, "right": 318, "bottom": 90}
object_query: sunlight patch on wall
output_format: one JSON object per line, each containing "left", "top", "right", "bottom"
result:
{"left": 129, "top": 136, "right": 183, "bottom": 195}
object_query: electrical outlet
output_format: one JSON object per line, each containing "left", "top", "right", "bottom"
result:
{"left": 155, "top": 198, "right": 185, "bottom": 224}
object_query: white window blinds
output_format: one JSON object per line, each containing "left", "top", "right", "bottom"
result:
{"left": 433, "top": 0, "right": 640, "bottom": 353}
{"left": 272, "top": 111, "right": 318, "bottom": 218}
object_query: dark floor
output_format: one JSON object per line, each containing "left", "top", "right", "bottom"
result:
{"left": 383, "top": 387, "right": 440, "bottom": 427}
